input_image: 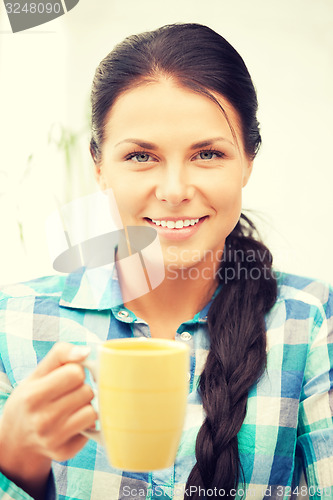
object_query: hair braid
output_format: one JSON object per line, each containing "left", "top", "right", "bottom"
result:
{"left": 185, "top": 215, "right": 278, "bottom": 498}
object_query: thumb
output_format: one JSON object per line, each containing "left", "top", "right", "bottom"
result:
{"left": 31, "top": 342, "right": 91, "bottom": 379}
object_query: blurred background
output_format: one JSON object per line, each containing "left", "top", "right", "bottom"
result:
{"left": 0, "top": 0, "right": 332, "bottom": 285}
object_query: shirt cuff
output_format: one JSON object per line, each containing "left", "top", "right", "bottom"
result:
{"left": 0, "top": 469, "right": 34, "bottom": 499}
{"left": 0, "top": 468, "right": 57, "bottom": 500}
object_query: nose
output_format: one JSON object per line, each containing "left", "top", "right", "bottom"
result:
{"left": 155, "top": 163, "right": 195, "bottom": 206}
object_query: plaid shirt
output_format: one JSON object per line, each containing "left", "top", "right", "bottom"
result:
{"left": 0, "top": 268, "right": 332, "bottom": 500}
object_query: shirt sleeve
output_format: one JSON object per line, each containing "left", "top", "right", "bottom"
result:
{"left": 297, "top": 285, "right": 333, "bottom": 500}
{"left": 0, "top": 352, "right": 33, "bottom": 499}
{"left": 0, "top": 352, "right": 12, "bottom": 413}
{"left": 0, "top": 320, "right": 57, "bottom": 500}
{"left": 0, "top": 463, "right": 56, "bottom": 500}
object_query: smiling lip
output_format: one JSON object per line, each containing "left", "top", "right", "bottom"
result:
{"left": 144, "top": 216, "right": 207, "bottom": 241}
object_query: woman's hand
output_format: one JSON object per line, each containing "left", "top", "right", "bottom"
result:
{"left": 0, "top": 342, "right": 97, "bottom": 500}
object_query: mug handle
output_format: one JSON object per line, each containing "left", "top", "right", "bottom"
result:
{"left": 80, "top": 359, "right": 104, "bottom": 446}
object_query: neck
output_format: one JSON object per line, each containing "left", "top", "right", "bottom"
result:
{"left": 122, "top": 259, "right": 219, "bottom": 325}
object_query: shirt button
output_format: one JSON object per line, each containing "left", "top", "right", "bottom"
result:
{"left": 117, "top": 310, "right": 129, "bottom": 319}
{"left": 180, "top": 331, "right": 192, "bottom": 341}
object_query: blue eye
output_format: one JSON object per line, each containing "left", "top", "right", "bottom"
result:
{"left": 129, "top": 153, "right": 151, "bottom": 162}
{"left": 125, "top": 151, "right": 157, "bottom": 163}
{"left": 194, "top": 150, "right": 224, "bottom": 161}
{"left": 199, "top": 151, "right": 215, "bottom": 160}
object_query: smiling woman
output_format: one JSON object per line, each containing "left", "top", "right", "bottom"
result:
{"left": 0, "top": 22, "right": 332, "bottom": 500}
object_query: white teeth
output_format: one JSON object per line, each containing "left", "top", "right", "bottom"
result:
{"left": 151, "top": 218, "right": 200, "bottom": 229}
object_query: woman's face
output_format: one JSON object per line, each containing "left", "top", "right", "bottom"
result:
{"left": 95, "top": 79, "right": 253, "bottom": 271}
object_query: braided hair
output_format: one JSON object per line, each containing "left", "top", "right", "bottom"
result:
{"left": 186, "top": 214, "right": 276, "bottom": 497}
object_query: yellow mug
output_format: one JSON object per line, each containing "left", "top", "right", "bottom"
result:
{"left": 83, "top": 337, "right": 190, "bottom": 471}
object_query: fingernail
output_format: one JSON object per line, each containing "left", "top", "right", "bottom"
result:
{"left": 68, "top": 346, "right": 91, "bottom": 361}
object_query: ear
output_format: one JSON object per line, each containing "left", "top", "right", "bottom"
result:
{"left": 242, "top": 159, "right": 253, "bottom": 188}
{"left": 90, "top": 145, "right": 107, "bottom": 190}
{"left": 93, "top": 163, "right": 108, "bottom": 190}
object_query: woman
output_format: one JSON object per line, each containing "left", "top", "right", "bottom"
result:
{"left": 0, "top": 23, "right": 332, "bottom": 500}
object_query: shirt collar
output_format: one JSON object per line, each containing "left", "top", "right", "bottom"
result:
{"left": 60, "top": 264, "right": 121, "bottom": 311}
{"left": 60, "top": 265, "right": 221, "bottom": 324}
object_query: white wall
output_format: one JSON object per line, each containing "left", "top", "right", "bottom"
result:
{"left": 0, "top": 0, "right": 332, "bottom": 285}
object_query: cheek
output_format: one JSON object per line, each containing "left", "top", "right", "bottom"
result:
{"left": 113, "top": 192, "right": 135, "bottom": 217}
{"left": 103, "top": 177, "right": 132, "bottom": 217}
{"left": 104, "top": 169, "right": 154, "bottom": 219}
{"left": 212, "top": 178, "right": 243, "bottom": 215}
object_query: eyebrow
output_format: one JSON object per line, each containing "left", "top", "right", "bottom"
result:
{"left": 114, "top": 136, "right": 234, "bottom": 150}
{"left": 190, "top": 137, "right": 234, "bottom": 149}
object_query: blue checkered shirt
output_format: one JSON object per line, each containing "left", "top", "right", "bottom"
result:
{"left": 0, "top": 268, "right": 332, "bottom": 499}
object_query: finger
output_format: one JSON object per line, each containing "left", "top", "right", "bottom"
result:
{"left": 61, "top": 402, "right": 98, "bottom": 443}
{"left": 42, "top": 403, "right": 97, "bottom": 451}
{"left": 45, "top": 433, "right": 89, "bottom": 462}
{"left": 30, "top": 342, "right": 90, "bottom": 379}
{"left": 30, "top": 362, "right": 87, "bottom": 404}
{"left": 48, "top": 383, "right": 95, "bottom": 423}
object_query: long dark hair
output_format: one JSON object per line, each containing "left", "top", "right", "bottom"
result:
{"left": 90, "top": 23, "right": 277, "bottom": 498}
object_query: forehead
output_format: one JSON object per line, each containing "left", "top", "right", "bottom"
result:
{"left": 103, "top": 79, "right": 243, "bottom": 148}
